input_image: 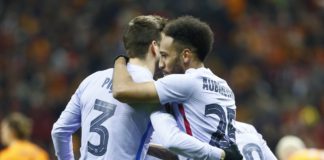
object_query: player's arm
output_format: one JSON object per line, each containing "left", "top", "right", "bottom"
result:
{"left": 257, "top": 133, "right": 278, "bottom": 160}
{"left": 244, "top": 122, "right": 277, "bottom": 160}
{"left": 150, "top": 111, "right": 225, "bottom": 160}
{"left": 112, "top": 57, "right": 159, "bottom": 103}
{"left": 51, "top": 96, "right": 81, "bottom": 160}
{"left": 148, "top": 143, "right": 179, "bottom": 160}
{"left": 113, "top": 57, "right": 194, "bottom": 105}
{"left": 51, "top": 75, "right": 90, "bottom": 160}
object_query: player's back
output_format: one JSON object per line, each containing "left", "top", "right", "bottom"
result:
{"left": 0, "top": 140, "right": 49, "bottom": 160}
{"left": 77, "top": 64, "right": 155, "bottom": 160}
{"left": 155, "top": 67, "right": 236, "bottom": 148}
{"left": 235, "top": 122, "right": 277, "bottom": 160}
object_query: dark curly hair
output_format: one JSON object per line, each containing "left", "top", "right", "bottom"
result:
{"left": 163, "top": 16, "right": 214, "bottom": 61}
{"left": 123, "top": 15, "right": 168, "bottom": 58}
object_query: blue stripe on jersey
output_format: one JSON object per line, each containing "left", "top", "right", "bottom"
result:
{"left": 135, "top": 121, "right": 152, "bottom": 160}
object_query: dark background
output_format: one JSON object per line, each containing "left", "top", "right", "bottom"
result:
{"left": 0, "top": 0, "right": 323, "bottom": 158}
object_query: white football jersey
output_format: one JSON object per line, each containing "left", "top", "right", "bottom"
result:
{"left": 154, "top": 67, "right": 236, "bottom": 148}
{"left": 235, "top": 121, "right": 277, "bottom": 160}
{"left": 52, "top": 64, "right": 155, "bottom": 160}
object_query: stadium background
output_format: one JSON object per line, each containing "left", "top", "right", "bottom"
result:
{"left": 0, "top": 0, "right": 323, "bottom": 159}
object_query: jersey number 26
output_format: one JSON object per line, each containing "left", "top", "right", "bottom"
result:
{"left": 205, "top": 104, "right": 236, "bottom": 148}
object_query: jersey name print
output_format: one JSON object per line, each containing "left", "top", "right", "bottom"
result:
{"left": 101, "top": 77, "right": 113, "bottom": 93}
{"left": 202, "top": 77, "right": 234, "bottom": 98}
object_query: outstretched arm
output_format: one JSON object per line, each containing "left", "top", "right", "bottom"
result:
{"left": 112, "top": 57, "right": 159, "bottom": 103}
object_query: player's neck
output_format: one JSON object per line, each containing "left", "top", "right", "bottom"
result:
{"left": 129, "top": 58, "right": 155, "bottom": 75}
{"left": 185, "top": 61, "right": 204, "bottom": 70}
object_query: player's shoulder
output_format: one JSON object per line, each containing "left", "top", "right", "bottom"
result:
{"left": 197, "top": 68, "right": 229, "bottom": 86}
{"left": 90, "top": 68, "right": 114, "bottom": 78}
{"left": 0, "top": 141, "right": 49, "bottom": 160}
{"left": 235, "top": 121, "right": 258, "bottom": 134}
{"left": 82, "top": 68, "right": 113, "bottom": 83}
{"left": 161, "top": 73, "right": 193, "bottom": 81}
{"left": 76, "top": 68, "right": 113, "bottom": 90}
{"left": 158, "top": 73, "right": 198, "bottom": 89}
{"left": 21, "top": 141, "right": 49, "bottom": 158}
{"left": 126, "top": 64, "right": 154, "bottom": 82}
{"left": 164, "top": 67, "right": 207, "bottom": 81}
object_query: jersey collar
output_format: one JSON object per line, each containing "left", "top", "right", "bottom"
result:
{"left": 127, "top": 63, "right": 153, "bottom": 78}
{"left": 185, "top": 67, "right": 211, "bottom": 74}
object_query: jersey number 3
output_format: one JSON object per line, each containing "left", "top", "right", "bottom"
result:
{"left": 87, "top": 99, "right": 116, "bottom": 156}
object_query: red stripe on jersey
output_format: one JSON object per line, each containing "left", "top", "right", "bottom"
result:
{"left": 178, "top": 104, "right": 192, "bottom": 136}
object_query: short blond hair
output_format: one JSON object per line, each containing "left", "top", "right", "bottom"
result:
{"left": 276, "top": 135, "right": 306, "bottom": 160}
{"left": 3, "top": 112, "right": 32, "bottom": 140}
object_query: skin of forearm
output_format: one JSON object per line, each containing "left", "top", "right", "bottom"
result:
{"left": 112, "top": 58, "right": 134, "bottom": 102}
{"left": 112, "top": 57, "right": 159, "bottom": 103}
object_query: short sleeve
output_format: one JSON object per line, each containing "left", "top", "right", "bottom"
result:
{"left": 154, "top": 74, "right": 195, "bottom": 105}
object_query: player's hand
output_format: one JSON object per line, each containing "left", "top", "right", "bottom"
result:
{"left": 114, "top": 55, "right": 129, "bottom": 64}
{"left": 222, "top": 142, "right": 243, "bottom": 160}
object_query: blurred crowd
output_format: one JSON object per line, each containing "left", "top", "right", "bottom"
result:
{"left": 0, "top": 0, "right": 323, "bottom": 158}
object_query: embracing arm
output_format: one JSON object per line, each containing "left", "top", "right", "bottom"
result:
{"left": 112, "top": 57, "right": 159, "bottom": 103}
{"left": 150, "top": 111, "right": 225, "bottom": 160}
{"left": 148, "top": 143, "right": 179, "bottom": 160}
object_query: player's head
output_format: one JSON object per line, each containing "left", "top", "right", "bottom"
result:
{"left": 159, "top": 16, "right": 214, "bottom": 75}
{"left": 123, "top": 15, "right": 167, "bottom": 60}
{"left": 0, "top": 112, "right": 32, "bottom": 146}
{"left": 276, "top": 135, "right": 306, "bottom": 160}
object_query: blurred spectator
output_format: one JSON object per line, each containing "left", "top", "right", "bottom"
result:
{"left": 276, "top": 135, "right": 324, "bottom": 160}
{"left": 0, "top": 0, "right": 323, "bottom": 157}
{"left": 0, "top": 112, "right": 49, "bottom": 160}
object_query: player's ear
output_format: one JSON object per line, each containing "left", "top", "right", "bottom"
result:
{"left": 182, "top": 48, "right": 192, "bottom": 64}
{"left": 150, "top": 40, "right": 159, "bottom": 58}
